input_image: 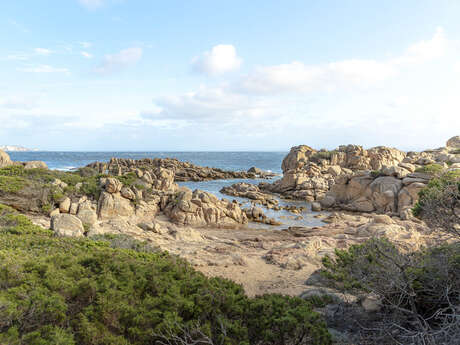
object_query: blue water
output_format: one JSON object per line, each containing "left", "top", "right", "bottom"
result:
{"left": 7, "top": 151, "right": 326, "bottom": 228}
{"left": 8, "top": 151, "right": 286, "bottom": 173}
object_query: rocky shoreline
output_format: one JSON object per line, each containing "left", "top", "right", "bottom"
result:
{"left": 0, "top": 136, "right": 459, "bottom": 343}
{"left": 86, "top": 157, "right": 278, "bottom": 181}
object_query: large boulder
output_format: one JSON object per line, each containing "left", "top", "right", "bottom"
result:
{"left": 281, "top": 145, "right": 316, "bottom": 172}
{"left": 97, "top": 191, "right": 135, "bottom": 220}
{"left": 103, "top": 178, "right": 123, "bottom": 194}
{"left": 326, "top": 173, "right": 405, "bottom": 214}
{"left": 51, "top": 214, "right": 85, "bottom": 237}
{"left": 446, "top": 135, "right": 460, "bottom": 148}
{"left": 398, "top": 182, "right": 427, "bottom": 213}
{"left": 151, "top": 167, "right": 177, "bottom": 191}
{"left": 369, "top": 176, "right": 403, "bottom": 213}
{"left": 23, "top": 161, "right": 48, "bottom": 170}
{"left": 164, "top": 188, "right": 248, "bottom": 227}
{"left": 0, "top": 150, "right": 12, "bottom": 168}
{"left": 77, "top": 200, "right": 98, "bottom": 226}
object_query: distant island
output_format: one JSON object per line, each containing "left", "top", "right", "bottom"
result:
{"left": 0, "top": 145, "right": 38, "bottom": 152}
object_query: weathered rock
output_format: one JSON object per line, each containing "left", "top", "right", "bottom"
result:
{"left": 221, "top": 182, "right": 278, "bottom": 207}
{"left": 23, "top": 161, "right": 48, "bottom": 170}
{"left": 281, "top": 145, "right": 316, "bottom": 172}
{"left": 446, "top": 135, "right": 460, "bottom": 148}
{"left": 77, "top": 201, "right": 98, "bottom": 226}
{"left": 248, "top": 167, "right": 262, "bottom": 174}
{"left": 97, "top": 191, "right": 135, "bottom": 220}
{"left": 164, "top": 188, "right": 247, "bottom": 227}
{"left": 104, "top": 178, "right": 123, "bottom": 194}
{"left": 86, "top": 157, "right": 273, "bottom": 182}
{"left": 51, "top": 214, "right": 85, "bottom": 237}
{"left": 59, "top": 197, "right": 71, "bottom": 213}
{"left": 0, "top": 150, "right": 12, "bottom": 168}
{"left": 398, "top": 182, "right": 426, "bottom": 213}
{"left": 69, "top": 202, "right": 79, "bottom": 215}
{"left": 120, "top": 186, "right": 136, "bottom": 200}
{"left": 311, "top": 202, "right": 321, "bottom": 212}
{"left": 50, "top": 208, "right": 60, "bottom": 217}
{"left": 138, "top": 220, "right": 168, "bottom": 234}
{"left": 151, "top": 168, "right": 177, "bottom": 191}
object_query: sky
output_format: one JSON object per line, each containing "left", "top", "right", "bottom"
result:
{"left": 0, "top": 0, "right": 459, "bottom": 151}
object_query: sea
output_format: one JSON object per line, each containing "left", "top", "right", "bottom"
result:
{"left": 8, "top": 151, "right": 326, "bottom": 228}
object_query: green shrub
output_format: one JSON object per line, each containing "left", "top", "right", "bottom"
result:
{"left": 116, "top": 172, "right": 138, "bottom": 187}
{"left": 414, "top": 163, "right": 444, "bottom": 175}
{"left": 0, "top": 205, "right": 330, "bottom": 345}
{"left": 412, "top": 171, "right": 460, "bottom": 235}
{"left": 321, "top": 238, "right": 460, "bottom": 344}
{"left": 0, "top": 175, "right": 28, "bottom": 193}
{"left": 310, "top": 150, "right": 337, "bottom": 162}
{"left": 370, "top": 170, "right": 384, "bottom": 178}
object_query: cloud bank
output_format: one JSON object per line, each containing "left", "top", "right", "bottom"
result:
{"left": 192, "top": 44, "right": 242, "bottom": 76}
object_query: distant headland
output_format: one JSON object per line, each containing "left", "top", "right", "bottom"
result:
{"left": 0, "top": 145, "right": 38, "bottom": 152}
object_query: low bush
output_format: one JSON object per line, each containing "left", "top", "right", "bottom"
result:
{"left": 414, "top": 163, "right": 444, "bottom": 175}
{"left": 0, "top": 165, "right": 105, "bottom": 208}
{"left": 321, "top": 238, "right": 460, "bottom": 344}
{"left": 310, "top": 150, "right": 337, "bottom": 162}
{"left": 0, "top": 175, "right": 27, "bottom": 193}
{"left": 116, "top": 172, "right": 138, "bottom": 187}
{"left": 0, "top": 205, "right": 331, "bottom": 345}
{"left": 413, "top": 170, "right": 460, "bottom": 237}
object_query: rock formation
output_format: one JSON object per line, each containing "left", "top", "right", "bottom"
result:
{"left": 0, "top": 150, "right": 12, "bottom": 168}
{"left": 164, "top": 188, "right": 248, "bottom": 227}
{"left": 86, "top": 157, "right": 276, "bottom": 182}
{"left": 51, "top": 214, "right": 85, "bottom": 237}
{"left": 446, "top": 135, "right": 460, "bottom": 148}
{"left": 220, "top": 182, "right": 278, "bottom": 207}
{"left": 265, "top": 137, "right": 460, "bottom": 218}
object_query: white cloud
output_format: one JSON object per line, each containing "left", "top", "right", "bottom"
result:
{"left": 192, "top": 44, "right": 242, "bottom": 76}
{"left": 146, "top": 28, "right": 459, "bottom": 149}
{"left": 81, "top": 51, "right": 93, "bottom": 59}
{"left": 236, "top": 59, "right": 398, "bottom": 94}
{"left": 34, "top": 48, "right": 53, "bottom": 56}
{"left": 393, "top": 27, "right": 447, "bottom": 65}
{"left": 78, "top": 0, "right": 104, "bottom": 10}
{"left": 18, "top": 65, "right": 70, "bottom": 73}
{"left": 95, "top": 47, "right": 143, "bottom": 74}
{"left": 235, "top": 28, "right": 448, "bottom": 95}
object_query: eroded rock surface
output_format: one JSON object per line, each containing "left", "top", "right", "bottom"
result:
{"left": 0, "top": 150, "right": 12, "bottom": 168}
{"left": 164, "top": 188, "right": 248, "bottom": 227}
{"left": 220, "top": 182, "right": 278, "bottom": 207}
{"left": 51, "top": 214, "right": 85, "bottom": 237}
{"left": 86, "top": 157, "right": 276, "bottom": 182}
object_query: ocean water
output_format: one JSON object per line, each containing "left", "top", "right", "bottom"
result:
{"left": 8, "top": 151, "right": 286, "bottom": 173}
{"left": 8, "top": 151, "right": 326, "bottom": 228}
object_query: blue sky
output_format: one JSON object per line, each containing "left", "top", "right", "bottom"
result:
{"left": 0, "top": 0, "right": 459, "bottom": 151}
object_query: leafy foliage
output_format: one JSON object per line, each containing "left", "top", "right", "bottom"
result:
{"left": 414, "top": 163, "right": 444, "bottom": 175}
{"left": 413, "top": 170, "right": 460, "bottom": 236}
{"left": 0, "top": 166, "right": 105, "bottom": 212}
{"left": 0, "top": 175, "right": 28, "bottom": 193}
{"left": 310, "top": 150, "right": 337, "bottom": 162}
{"left": 0, "top": 205, "right": 330, "bottom": 345}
